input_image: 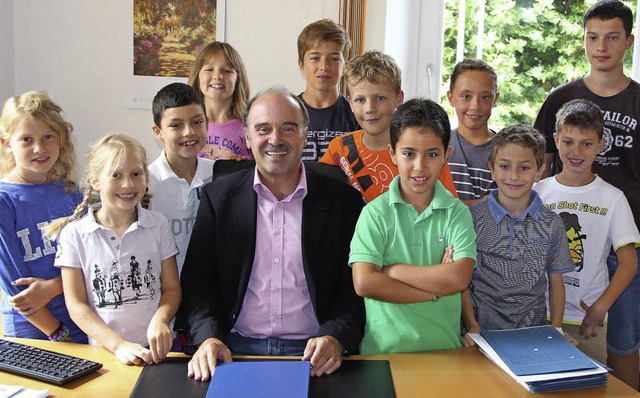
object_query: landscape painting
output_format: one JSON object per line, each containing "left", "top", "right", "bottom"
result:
{"left": 133, "top": 0, "right": 218, "bottom": 77}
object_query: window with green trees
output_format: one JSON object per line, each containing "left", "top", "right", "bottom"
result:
{"left": 440, "top": 0, "right": 636, "bottom": 128}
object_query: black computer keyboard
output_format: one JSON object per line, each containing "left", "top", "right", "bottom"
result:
{"left": 0, "top": 339, "right": 102, "bottom": 385}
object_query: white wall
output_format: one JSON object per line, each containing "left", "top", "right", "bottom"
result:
{"left": 14, "top": 1, "right": 152, "bottom": 174}
{"left": 229, "top": 1, "right": 336, "bottom": 95}
{"left": 0, "top": 0, "right": 14, "bottom": 101}
{"left": 365, "top": 0, "right": 388, "bottom": 52}
{"left": 10, "top": 0, "right": 388, "bottom": 174}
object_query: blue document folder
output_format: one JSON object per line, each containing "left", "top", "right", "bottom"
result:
{"left": 129, "top": 358, "right": 394, "bottom": 398}
{"left": 205, "top": 361, "right": 310, "bottom": 398}
{"left": 480, "top": 326, "right": 597, "bottom": 376}
{"left": 525, "top": 373, "right": 609, "bottom": 393}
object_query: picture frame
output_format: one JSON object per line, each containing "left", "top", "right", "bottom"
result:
{"left": 127, "top": 0, "right": 226, "bottom": 109}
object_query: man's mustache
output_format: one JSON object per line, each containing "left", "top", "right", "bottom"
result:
{"left": 264, "top": 144, "right": 290, "bottom": 152}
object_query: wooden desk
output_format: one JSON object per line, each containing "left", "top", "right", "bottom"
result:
{"left": 0, "top": 338, "right": 141, "bottom": 397}
{"left": 0, "top": 338, "right": 638, "bottom": 397}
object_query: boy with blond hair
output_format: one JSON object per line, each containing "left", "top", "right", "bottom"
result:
{"left": 535, "top": 99, "right": 639, "bottom": 387}
{"left": 320, "top": 50, "right": 457, "bottom": 202}
{"left": 297, "top": 19, "right": 359, "bottom": 161}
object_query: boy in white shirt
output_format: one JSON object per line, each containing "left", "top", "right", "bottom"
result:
{"left": 148, "top": 83, "right": 214, "bottom": 274}
{"left": 535, "top": 99, "right": 639, "bottom": 384}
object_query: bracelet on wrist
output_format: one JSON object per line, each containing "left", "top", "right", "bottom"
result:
{"left": 48, "top": 322, "right": 72, "bottom": 342}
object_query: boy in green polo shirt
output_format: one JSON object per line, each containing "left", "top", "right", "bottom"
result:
{"left": 350, "top": 99, "right": 477, "bottom": 354}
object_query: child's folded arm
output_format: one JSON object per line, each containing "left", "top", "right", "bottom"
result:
{"left": 19, "top": 306, "right": 62, "bottom": 336}
{"left": 8, "top": 276, "right": 63, "bottom": 316}
{"left": 351, "top": 261, "right": 434, "bottom": 303}
{"left": 382, "top": 258, "right": 475, "bottom": 296}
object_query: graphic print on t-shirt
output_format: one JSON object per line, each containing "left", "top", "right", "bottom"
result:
{"left": 338, "top": 134, "right": 394, "bottom": 195}
{"left": 600, "top": 128, "right": 614, "bottom": 156}
{"left": 127, "top": 256, "right": 143, "bottom": 299}
{"left": 201, "top": 134, "right": 249, "bottom": 159}
{"left": 303, "top": 129, "right": 348, "bottom": 161}
{"left": 558, "top": 212, "right": 587, "bottom": 273}
{"left": 18, "top": 221, "right": 56, "bottom": 262}
{"left": 92, "top": 265, "right": 107, "bottom": 307}
{"left": 93, "top": 256, "right": 159, "bottom": 309}
{"left": 595, "top": 110, "right": 637, "bottom": 166}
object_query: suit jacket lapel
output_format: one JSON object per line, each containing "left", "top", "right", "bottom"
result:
{"left": 301, "top": 170, "right": 329, "bottom": 308}
{"left": 228, "top": 169, "right": 258, "bottom": 308}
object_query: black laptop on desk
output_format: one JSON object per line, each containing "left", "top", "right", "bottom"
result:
{"left": 129, "top": 357, "right": 395, "bottom": 398}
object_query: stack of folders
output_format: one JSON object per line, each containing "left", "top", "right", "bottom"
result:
{"left": 470, "top": 325, "right": 608, "bottom": 393}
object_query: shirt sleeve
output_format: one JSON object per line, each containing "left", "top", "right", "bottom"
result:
{"left": 349, "top": 204, "right": 385, "bottom": 267}
{"left": 447, "top": 202, "right": 477, "bottom": 263}
{"left": 318, "top": 136, "right": 340, "bottom": 166}
{"left": 609, "top": 192, "right": 640, "bottom": 249}
{"left": 53, "top": 223, "right": 83, "bottom": 269}
{"left": 438, "top": 163, "right": 459, "bottom": 198}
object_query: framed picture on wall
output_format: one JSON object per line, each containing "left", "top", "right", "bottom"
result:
{"left": 127, "top": 0, "right": 225, "bottom": 109}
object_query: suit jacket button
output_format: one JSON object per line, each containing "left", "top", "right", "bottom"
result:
{"left": 232, "top": 313, "right": 236, "bottom": 320}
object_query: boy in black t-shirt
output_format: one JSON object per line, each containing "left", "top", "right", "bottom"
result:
{"left": 297, "top": 19, "right": 359, "bottom": 161}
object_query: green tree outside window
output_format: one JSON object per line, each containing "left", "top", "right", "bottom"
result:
{"left": 441, "top": 0, "right": 636, "bottom": 128}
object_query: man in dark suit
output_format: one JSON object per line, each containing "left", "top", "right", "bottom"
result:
{"left": 179, "top": 87, "right": 364, "bottom": 381}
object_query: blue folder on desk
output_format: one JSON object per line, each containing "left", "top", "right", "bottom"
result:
{"left": 480, "top": 326, "right": 597, "bottom": 376}
{"left": 129, "top": 358, "right": 395, "bottom": 398}
{"left": 205, "top": 361, "right": 310, "bottom": 398}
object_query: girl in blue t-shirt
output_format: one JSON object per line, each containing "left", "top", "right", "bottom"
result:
{"left": 0, "top": 91, "right": 87, "bottom": 343}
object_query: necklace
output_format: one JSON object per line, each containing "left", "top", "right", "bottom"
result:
{"left": 15, "top": 170, "right": 46, "bottom": 184}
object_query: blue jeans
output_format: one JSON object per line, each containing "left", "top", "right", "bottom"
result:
{"left": 606, "top": 247, "right": 640, "bottom": 356}
{"left": 224, "top": 333, "right": 308, "bottom": 356}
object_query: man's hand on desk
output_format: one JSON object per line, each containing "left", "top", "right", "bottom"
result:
{"left": 302, "top": 335, "right": 343, "bottom": 377}
{"left": 187, "top": 338, "right": 232, "bottom": 381}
